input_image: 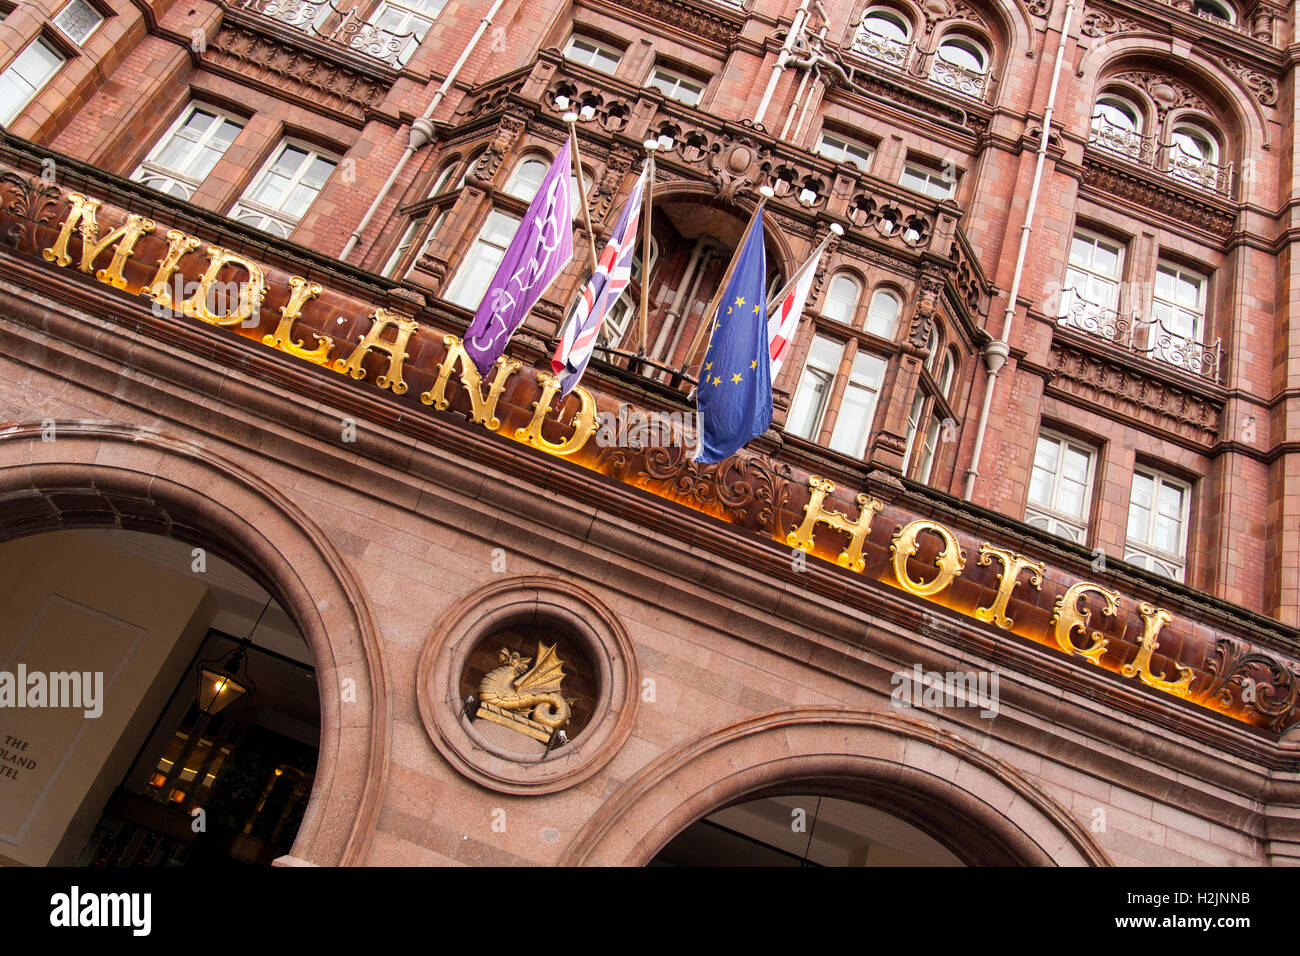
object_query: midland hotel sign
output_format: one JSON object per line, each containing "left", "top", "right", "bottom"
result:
{"left": 10, "top": 177, "right": 1300, "bottom": 736}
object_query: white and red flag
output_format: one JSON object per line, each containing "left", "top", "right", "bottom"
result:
{"left": 552, "top": 170, "right": 647, "bottom": 396}
{"left": 766, "top": 224, "right": 842, "bottom": 378}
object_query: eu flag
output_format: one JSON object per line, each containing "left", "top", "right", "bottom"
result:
{"left": 695, "top": 209, "right": 773, "bottom": 464}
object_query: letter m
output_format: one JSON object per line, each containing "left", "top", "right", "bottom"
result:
{"left": 43, "top": 193, "right": 156, "bottom": 289}
{"left": 101, "top": 893, "right": 130, "bottom": 926}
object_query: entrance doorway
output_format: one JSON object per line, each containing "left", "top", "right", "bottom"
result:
{"left": 650, "top": 795, "right": 965, "bottom": 866}
{"left": 0, "top": 528, "right": 319, "bottom": 867}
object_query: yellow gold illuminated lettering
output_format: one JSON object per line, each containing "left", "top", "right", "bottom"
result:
{"left": 515, "top": 370, "right": 597, "bottom": 455}
{"left": 179, "top": 246, "right": 267, "bottom": 327}
{"left": 890, "top": 519, "right": 965, "bottom": 598}
{"left": 973, "top": 545, "right": 1044, "bottom": 629}
{"left": 786, "top": 476, "right": 884, "bottom": 573}
{"left": 42, "top": 193, "right": 155, "bottom": 289}
{"left": 1049, "top": 582, "right": 1118, "bottom": 664}
{"left": 263, "top": 277, "right": 333, "bottom": 365}
{"left": 1122, "top": 603, "right": 1194, "bottom": 696}
{"left": 332, "top": 309, "right": 419, "bottom": 394}
{"left": 144, "top": 229, "right": 202, "bottom": 309}
{"left": 421, "top": 335, "right": 521, "bottom": 429}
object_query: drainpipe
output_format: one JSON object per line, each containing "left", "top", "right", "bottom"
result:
{"left": 753, "top": 0, "right": 813, "bottom": 128}
{"left": 340, "top": 0, "right": 507, "bottom": 262}
{"left": 961, "top": 0, "right": 1077, "bottom": 501}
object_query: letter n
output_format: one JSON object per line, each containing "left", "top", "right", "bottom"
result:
{"left": 421, "top": 335, "right": 521, "bottom": 428}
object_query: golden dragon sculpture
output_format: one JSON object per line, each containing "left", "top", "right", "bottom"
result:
{"left": 475, "top": 643, "right": 572, "bottom": 743}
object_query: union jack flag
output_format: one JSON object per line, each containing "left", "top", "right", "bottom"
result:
{"left": 552, "top": 170, "right": 647, "bottom": 396}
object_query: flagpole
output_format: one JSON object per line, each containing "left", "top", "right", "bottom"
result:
{"left": 639, "top": 138, "right": 659, "bottom": 362}
{"left": 682, "top": 185, "right": 774, "bottom": 380}
{"left": 561, "top": 104, "right": 599, "bottom": 273}
{"left": 766, "top": 222, "right": 843, "bottom": 312}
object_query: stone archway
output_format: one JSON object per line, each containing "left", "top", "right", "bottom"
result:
{"left": 0, "top": 420, "right": 388, "bottom": 866}
{"left": 563, "top": 707, "right": 1110, "bottom": 866}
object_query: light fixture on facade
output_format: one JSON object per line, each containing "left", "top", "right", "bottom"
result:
{"left": 195, "top": 598, "right": 269, "bottom": 715}
{"left": 196, "top": 639, "right": 256, "bottom": 716}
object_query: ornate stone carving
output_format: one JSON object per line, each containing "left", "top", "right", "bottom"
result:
{"left": 590, "top": 145, "right": 637, "bottom": 222}
{"left": 1080, "top": 7, "right": 1138, "bottom": 36}
{"left": 1026, "top": 0, "right": 1052, "bottom": 16}
{"left": 606, "top": 0, "right": 741, "bottom": 45}
{"left": 707, "top": 136, "right": 762, "bottom": 203}
{"left": 1112, "top": 71, "right": 1209, "bottom": 119}
{"left": 0, "top": 172, "right": 63, "bottom": 253}
{"left": 810, "top": 233, "right": 840, "bottom": 301}
{"left": 1048, "top": 343, "right": 1222, "bottom": 443}
{"left": 907, "top": 274, "right": 945, "bottom": 349}
{"left": 206, "top": 26, "right": 388, "bottom": 121}
{"left": 918, "top": 0, "right": 987, "bottom": 34}
{"left": 1196, "top": 637, "right": 1300, "bottom": 733}
{"left": 473, "top": 109, "right": 529, "bottom": 183}
{"left": 1220, "top": 57, "right": 1278, "bottom": 106}
{"left": 1080, "top": 158, "right": 1235, "bottom": 237}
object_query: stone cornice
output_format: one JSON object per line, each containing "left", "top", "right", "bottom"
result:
{"left": 1079, "top": 155, "right": 1238, "bottom": 241}
{"left": 203, "top": 14, "right": 396, "bottom": 126}
{"left": 1047, "top": 334, "right": 1225, "bottom": 447}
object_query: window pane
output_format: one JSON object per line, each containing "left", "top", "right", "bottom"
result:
{"left": 824, "top": 276, "right": 858, "bottom": 323}
{"left": 507, "top": 159, "right": 548, "bottom": 200}
{"left": 0, "top": 40, "right": 64, "bottom": 124}
{"left": 446, "top": 212, "right": 519, "bottom": 308}
{"left": 787, "top": 368, "right": 833, "bottom": 440}
{"left": 865, "top": 291, "right": 899, "bottom": 338}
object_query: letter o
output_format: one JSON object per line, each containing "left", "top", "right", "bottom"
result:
{"left": 890, "top": 519, "right": 965, "bottom": 598}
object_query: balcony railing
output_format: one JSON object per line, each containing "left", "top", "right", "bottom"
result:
{"left": 1059, "top": 295, "right": 1222, "bottom": 382}
{"left": 851, "top": 27, "right": 910, "bottom": 70}
{"left": 849, "top": 26, "right": 991, "bottom": 102}
{"left": 238, "top": 0, "right": 421, "bottom": 67}
{"left": 1087, "top": 115, "right": 1233, "bottom": 197}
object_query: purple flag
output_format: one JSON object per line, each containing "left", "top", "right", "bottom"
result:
{"left": 464, "top": 141, "right": 574, "bottom": 375}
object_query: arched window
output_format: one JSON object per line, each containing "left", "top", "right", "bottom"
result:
{"left": 1170, "top": 122, "right": 1218, "bottom": 162}
{"left": 1091, "top": 93, "right": 1145, "bottom": 158}
{"left": 1168, "top": 121, "right": 1223, "bottom": 190}
{"left": 505, "top": 156, "right": 549, "bottom": 199}
{"left": 506, "top": 156, "right": 587, "bottom": 216}
{"left": 428, "top": 159, "right": 459, "bottom": 196}
{"left": 854, "top": 5, "right": 912, "bottom": 67}
{"left": 865, "top": 289, "right": 900, "bottom": 339}
{"left": 861, "top": 6, "right": 911, "bottom": 42}
{"left": 823, "top": 274, "right": 860, "bottom": 324}
{"left": 939, "top": 347, "right": 957, "bottom": 398}
{"left": 924, "top": 324, "right": 941, "bottom": 372}
{"left": 1193, "top": 0, "right": 1234, "bottom": 23}
{"left": 936, "top": 35, "right": 988, "bottom": 74}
